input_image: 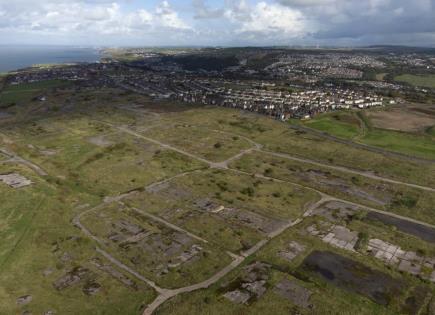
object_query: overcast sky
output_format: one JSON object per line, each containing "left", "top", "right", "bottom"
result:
{"left": 0, "top": 0, "right": 434, "bottom": 47}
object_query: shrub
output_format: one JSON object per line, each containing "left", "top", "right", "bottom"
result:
{"left": 240, "top": 187, "right": 255, "bottom": 197}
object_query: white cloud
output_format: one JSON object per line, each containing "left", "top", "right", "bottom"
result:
{"left": 193, "top": 0, "right": 224, "bottom": 19}
{"left": 279, "top": 0, "right": 336, "bottom": 7}
{"left": 237, "top": 2, "right": 306, "bottom": 35}
{"left": 155, "top": 1, "right": 191, "bottom": 30}
{"left": 0, "top": 0, "right": 433, "bottom": 46}
{"left": 0, "top": 1, "right": 191, "bottom": 37}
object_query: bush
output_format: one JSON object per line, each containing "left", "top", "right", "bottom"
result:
{"left": 392, "top": 193, "right": 418, "bottom": 209}
{"left": 355, "top": 232, "right": 369, "bottom": 251}
{"left": 240, "top": 187, "right": 255, "bottom": 197}
{"left": 264, "top": 168, "right": 273, "bottom": 176}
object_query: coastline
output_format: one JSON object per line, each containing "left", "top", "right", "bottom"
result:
{"left": 0, "top": 46, "right": 101, "bottom": 73}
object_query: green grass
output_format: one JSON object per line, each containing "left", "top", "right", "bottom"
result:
{"left": 1, "top": 88, "right": 434, "bottom": 315}
{"left": 0, "top": 80, "right": 72, "bottom": 106}
{"left": 155, "top": 215, "right": 420, "bottom": 315}
{"left": 171, "top": 169, "right": 320, "bottom": 221}
{"left": 230, "top": 150, "right": 435, "bottom": 225}
{"left": 81, "top": 203, "right": 231, "bottom": 289}
{"left": 395, "top": 74, "right": 435, "bottom": 89}
{"left": 297, "top": 110, "right": 435, "bottom": 160}
{"left": 0, "top": 163, "right": 155, "bottom": 315}
{"left": 124, "top": 169, "right": 320, "bottom": 253}
{"left": 141, "top": 106, "right": 435, "bottom": 188}
{"left": 144, "top": 124, "right": 253, "bottom": 163}
{"left": 4, "top": 80, "right": 72, "bottom": 92}
{"left": 304, "top": 113, "right": 361, "bottom": 139}
{"left": 361, "top": 128, "right": 435, "bottom": 160}
{"left": 7, "top": 116, "right": 205, "bottom": 197}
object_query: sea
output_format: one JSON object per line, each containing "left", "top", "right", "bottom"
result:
{"left": 0, "top": 46, "right": 101, "bottom": 73}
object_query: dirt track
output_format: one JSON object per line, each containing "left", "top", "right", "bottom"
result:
{"left": 0, "top": 147, "right": 48, "bottom": 176}
{"left": 288, "top": 124, "right": 435, "bottom": 164}
{"left": 71, "top": 120, "right": 435, "bottom": 315}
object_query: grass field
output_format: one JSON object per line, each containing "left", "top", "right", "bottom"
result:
{"left": 299, "top": 109, "right": 435, "bottom": 160}
{"left": 0, "top": 163, "right": 155, "bottom": 315}
{"left": 1, "top": 86, "right": 434, "bottom": 315}
{"left": 362, "top": 128, "right": 435, "bottom": 160}
{"left": 230, "top": 150, "right": 435, "bottom": 225}
{"left": 145, "top": 106, "right": 435, "bottom": 187}
{"left": 395, "top": 74, "right": 435, "bottom": 89}
{"left": 124, "top": 169, "right": 320, "bottom": 253}
{"left": 304, "top": 111, "right": 361, "bottom": 139}
{"left": 0, "top": 80, "right": 73, "bottom": 106}
{"left": 5, "top": 115, "right": 205, "bottom": 197}
{"left": 81, "top": 202, "right": 232, "bottom": 289}
{"left": 155, "top": 213, "right": 428, "bottom": 315}
{"left": 143, "top": 124, "right": 253, "bottom": 163}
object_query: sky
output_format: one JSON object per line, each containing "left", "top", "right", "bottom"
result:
{"left": 0, "top": 0, "right": 434, "bottom": 47}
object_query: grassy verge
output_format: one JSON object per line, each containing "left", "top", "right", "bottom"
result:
{"left": 395, "top": 74, "right": 435, "bottom": 89}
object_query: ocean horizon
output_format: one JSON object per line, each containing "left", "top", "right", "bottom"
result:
{"left": 0, "top": 45, "right": 101, "bottom": 73}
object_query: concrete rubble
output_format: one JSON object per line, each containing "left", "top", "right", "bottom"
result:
{"left": 278, "top": 241, "right": 306, "bottom": 262}
{"left": 307, "top": 224, "right": 358, "bottom": 251}
{"left": 223, "top": 262, "right": 270, "bottom": 305}
{"left": 16, "top": 295, "right": 32, "bottom": 306}
{"left": 0, "top": 173, "right": 32, "bottom": 188}
{"left": 367, "top": 238, "right": 435, "bottom": 280}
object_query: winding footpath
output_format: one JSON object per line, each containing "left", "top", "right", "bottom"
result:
{"left": 188, "top": 123, "right": 434, "bottom": 192}
{"left": 72, "top": 120, "right": 435, "bottom": 315}
{"left": 0, "top": 147, "right": 48, "bottom": 176}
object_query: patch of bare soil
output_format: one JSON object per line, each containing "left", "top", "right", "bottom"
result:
{"left": 274, "top": 279, "right": 313, "bottom": 309}
{"left": 367, "top": 107, "right": 435, "bottom": 132}
{"left": 87, "top": 135, "right": 114, "bottom": 147}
